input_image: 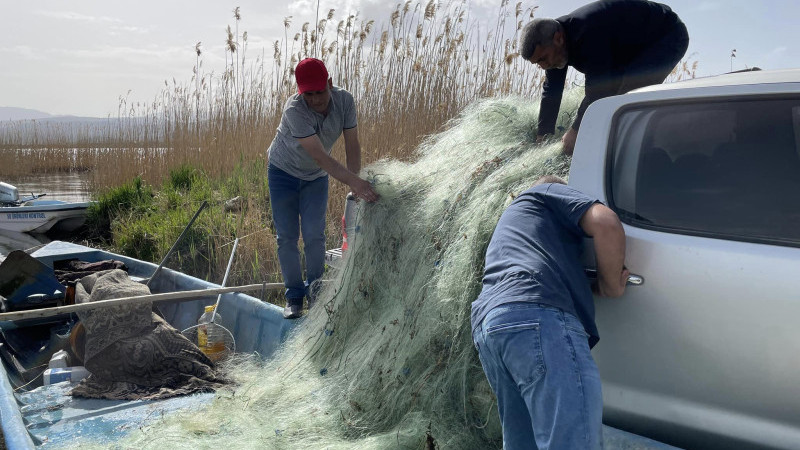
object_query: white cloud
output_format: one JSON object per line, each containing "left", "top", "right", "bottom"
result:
{"left": 0, "top": 45, "right": 45, "bottom": 60}
{"left": 53, "top": 45, "right": 188, "bottom": 64}
{"left": 694, "top": 2, "right": 721, "bottom": 12}
{"left": 34, "top": 10, "right": 122, "bottom": 23}
{"left": 287, "top": 0, "right": 391, "bottom": 22}
{"left": 768, "top": 46, "right": 787, "bottom": 57}
{"left": 113, "top": 25, "right": 151, "bottom": 34}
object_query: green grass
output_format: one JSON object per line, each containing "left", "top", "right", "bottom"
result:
{"left": 85, "top": 161, "right": 277, "bottom": 286}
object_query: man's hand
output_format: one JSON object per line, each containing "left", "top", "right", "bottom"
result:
{"left": 580, "top": 204, "right": 627, "bottom": 298}
{"left": 298, "top": 134, "right": 378, "bottom": 202}
{"left": 349, "top": 177, "right": 379, "bottom": 203}
{"left": 561, "top": 127, "right": 578, "bottom": 156}
{"left": 594, "top": 266, "right": 630, "bottom": 297}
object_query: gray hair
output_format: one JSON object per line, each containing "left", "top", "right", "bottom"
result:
{"left": 520, "top": 18, "right": 562, "bottom": 60}
{"left": 533, "top": 175, "right": 567, "bottom": 186}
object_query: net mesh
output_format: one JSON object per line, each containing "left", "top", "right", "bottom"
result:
{"left": 77, "top": 92, "right": 582, "bottom": 449}
{"left": 181, "top": 322, "right": 236, "bottom": 363}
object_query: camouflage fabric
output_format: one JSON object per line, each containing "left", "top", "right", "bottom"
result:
{"left": 71, "top": 269, "right": 227, "bottom": 400}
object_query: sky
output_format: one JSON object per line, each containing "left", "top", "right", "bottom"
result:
{"left": 1, "top": 0, "right": 799, "bottom": 118}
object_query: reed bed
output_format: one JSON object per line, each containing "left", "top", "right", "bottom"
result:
{"left": 0, "top": 0, "right": 696, "bottom": 286}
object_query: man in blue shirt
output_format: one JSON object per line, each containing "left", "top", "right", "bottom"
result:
{"left": 521, "top": 0, "right": 689, "bottom": 155}
{"left": 268, "top": 58, "right": 379, "bottom": 319}
{"left": 471, "top": 176, "right": 629, "bottom": 449}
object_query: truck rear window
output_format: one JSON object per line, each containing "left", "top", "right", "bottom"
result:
{"left": 609, "top": 97, "right": 800, "bottom": 247}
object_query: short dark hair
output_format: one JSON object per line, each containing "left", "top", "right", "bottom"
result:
{"left": 533, "top": 175, "right": 567, "bottom": 186}
{"left": 520, "top": 18, "right": 562, "bottom": 60}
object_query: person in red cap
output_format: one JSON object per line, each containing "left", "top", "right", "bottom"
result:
{"left": 267, "top": 57, "right": 379, "bottom": 319}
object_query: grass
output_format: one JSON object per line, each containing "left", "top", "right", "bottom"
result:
{"left": 0, "top": 1, "right": 696, "bottom": 289}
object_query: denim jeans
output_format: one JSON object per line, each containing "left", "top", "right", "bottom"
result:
{"left": 472, "top": 302, "right": 603, "bottom": 450}
{"left": 268, "top": 164, "right": 328, "bottom": 304}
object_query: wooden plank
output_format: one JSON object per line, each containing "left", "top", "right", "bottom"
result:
{"left": 0, "top": 283, "right": 284, "bottom": 322}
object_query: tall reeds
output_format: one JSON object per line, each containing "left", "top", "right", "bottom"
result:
{"left": 0, "top": 1, "right": 696, "bottom": 285}
{"left": 0, "top": 1, "right": 544, "bottom": 183}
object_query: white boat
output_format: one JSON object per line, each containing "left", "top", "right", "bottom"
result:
{"left": 0, "top": 182, "right": 91, "bottom": 234}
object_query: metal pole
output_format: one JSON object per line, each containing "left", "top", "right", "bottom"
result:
{"left": 210, "top": 237, "right": 238, "bottom": 322}
{"left": 0, "top": 283, "right": 283, "bottom": 322}
{"left": 147, "top": 201, "right": 208, "bottom": 287}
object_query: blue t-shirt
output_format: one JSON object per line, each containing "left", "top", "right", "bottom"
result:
{"left": 470, "top": 183, "right": 601, "bottom": 347}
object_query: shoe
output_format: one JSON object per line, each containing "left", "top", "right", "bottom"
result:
{"left": 283, "top": 301, "right": 303, "bottom": 319}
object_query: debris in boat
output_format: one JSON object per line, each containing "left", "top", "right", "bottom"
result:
{"left": 0, "top": 250, "right": 65, "bottom": 312}
{"left": 69, "top": 269, "right": 228, "bottom": 400}
{"left": 54, "top": 259, "right": 128, "bottom": 284}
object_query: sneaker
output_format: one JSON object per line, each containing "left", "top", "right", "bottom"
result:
{"left": 283, "top": 300, "right": 303, "bottom": 319}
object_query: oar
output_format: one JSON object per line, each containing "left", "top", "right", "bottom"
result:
{"left": 0, "top": 283, "right": 284, "bottom": 322}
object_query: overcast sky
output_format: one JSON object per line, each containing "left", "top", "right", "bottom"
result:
{"left": 2, "top": 0, "right": 798, "bottom": 117}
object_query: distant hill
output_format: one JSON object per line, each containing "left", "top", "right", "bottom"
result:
{"left": 0, "top": 106, "right": 108, "bottom": 123}
{"left": 0, "top": 107, "right": 53, "bottom": 121}
{"left": 0, "top": 108, "right": 158, "bottom": 145}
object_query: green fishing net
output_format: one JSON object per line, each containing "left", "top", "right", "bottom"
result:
{"left": 86, "top": 92, "right": 581, "bottom": 449}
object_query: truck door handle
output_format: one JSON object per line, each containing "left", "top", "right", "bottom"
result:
{"left": 626, "top": 274, "right": 644, "bottom": 286}
{"left": 584, "top": 269, "right": 644, "bottom": 286}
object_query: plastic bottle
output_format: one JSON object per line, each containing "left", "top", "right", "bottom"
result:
{"left": 43, "top": 366, "right": 90, "bottom": 385}
{"left": 197, "top": 305, "right": 226, "bottom": 362}
{"left": 48, "top": 349, "right": 70, "bottom": 369}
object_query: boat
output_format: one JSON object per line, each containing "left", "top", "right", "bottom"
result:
{"left": 0, "top": 241, "right": 298, "bottom": 449}
{"left": 0, "top": 182, "right": 91, "bottom": 234}
{"left": 0, "top": 200, "right": 91, "bottom": 234}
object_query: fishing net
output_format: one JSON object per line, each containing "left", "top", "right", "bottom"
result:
{"left": 75, "top": 91, "right": 582, "bottom": 449}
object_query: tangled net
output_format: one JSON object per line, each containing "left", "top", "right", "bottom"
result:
{"left": 84, "top": 92, "right": 581, "bottom": 449}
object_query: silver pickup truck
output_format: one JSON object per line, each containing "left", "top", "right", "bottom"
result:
{"left": 571, "top": 69, "right": 800, "bottom": 449}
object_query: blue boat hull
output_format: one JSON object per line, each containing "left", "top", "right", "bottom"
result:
{"left": 0, "top": 241, "right": 297, "bottom": 449}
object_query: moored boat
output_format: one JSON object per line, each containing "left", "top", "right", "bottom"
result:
{"left": 0, "top": 183, "right": 91, "bottom": 234}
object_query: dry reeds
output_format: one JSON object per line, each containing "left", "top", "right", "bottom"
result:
{"left": 0, "top": 1, "right": 543, "bottom": 184}
{"left": 0, "top": 2, "right": 694, "bottom": 285}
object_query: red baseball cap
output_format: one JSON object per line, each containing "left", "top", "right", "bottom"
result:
{"left": 295, "top": 58, "right": 329, "bottom": 94}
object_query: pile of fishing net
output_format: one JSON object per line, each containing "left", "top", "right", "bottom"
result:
{"left": 90, "top": 92, "right": 580, "bottom": 449}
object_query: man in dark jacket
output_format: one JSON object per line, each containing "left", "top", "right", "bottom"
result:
{"left": 521, "top": 0, "right": 689, "bottom": 155}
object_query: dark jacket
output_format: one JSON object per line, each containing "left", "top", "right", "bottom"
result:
{"left": 538, "top": 0, "right": 685, "bottom": 135}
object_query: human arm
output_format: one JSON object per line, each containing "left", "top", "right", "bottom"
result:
{"left": 579, "top": 203, "right": 628, "bottom": 298}
{"left": 343, "top": 127, "right": 361, "bottom": 175}
{"left": 537, "top": 67, "right": 567, "bottom": 137}
{"left": 296, "top": 134, "right": 379, "bottom": 202}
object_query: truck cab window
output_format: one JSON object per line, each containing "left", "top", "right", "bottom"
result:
{"left": 609, "top": 98, "right": 800, "bottom": 247}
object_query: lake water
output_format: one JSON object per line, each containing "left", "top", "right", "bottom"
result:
{"left": 7, "top": 172, "right": 92, "bottom": 203}
{"left": 0, "top": 172, "right": 92, "bottom": 257}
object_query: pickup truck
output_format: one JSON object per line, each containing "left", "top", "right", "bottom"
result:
{"left": 571, "top": 68, "right": 800, "bottom": 449}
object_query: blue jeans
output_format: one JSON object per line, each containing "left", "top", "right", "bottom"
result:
{"left": 472, "top": 302, "right": 603, "bottom": 450}
{"left": 268, "top": 164, "right": 328, "bottom": 303}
